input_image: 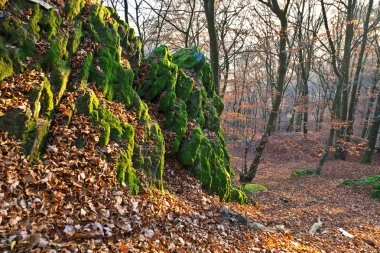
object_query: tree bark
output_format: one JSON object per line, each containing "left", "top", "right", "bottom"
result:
{"left": 361, "top": 89, "right": 380, "bottom": 164}
{"left": 347, "top": 0, "right": 373, "bottom": 137}
{"left": 240, "top": 0, "right": 289, "bottom": 183}
{"left": 204, "top": 0, "right": 220, "bottom": 94}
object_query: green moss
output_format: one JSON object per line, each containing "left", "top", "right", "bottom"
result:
{"left": 99, "top": 108, "right": 124, "bottom": 142}
{"left": 243, "top": 184, "right": 267, "bottom": 193}
{"left": 210, "top": 158, "right": 231, "bottom": 201}
{"left": 159, "top": 90, "right": 176, "bottom": 112}
{"left": 80, "top": 54, "right": 93, "bottom": 83}
{"left": 0, "top": 40, "right": 13, "bottom": 80}
{"left": 28, "top": 85, "right": 43, "bottom": 120}
{"left": 40, "top": 8, "right": 62, "bottom": 40}
{"left": 173, "top": 47, "right": 205, "bottom": 71}
{"left": 138, "top": 46, "right": 178, "bottom": 103}
{"left": 202, "top": 62, "right": 214, "bottom": 95}
{"left": 50, "top": 62, "right": 71, "bottom": 105}
{"left": 0, "top": 108, "right": 32, "bottom": 139}
{"left": 213, "top": 93, "right": 224, "bottom": 115}
{"left": 76, "top": 88, "right": 99, "bottom": 115}
{"left": 133, "top": 96, "right": 150, "bottom": 122}
{"left": 290, "top": 168, "right": 317, "bottom": 178}
{"left": 114, "top": 123, "right": 137, "bottom": 193}
{"left": 99, "top": 122, "right": 111, "bottom": 146}
{"left": 0, "top": 17, "right": 35, "bottom": 60}
{"left": 231, "top": 187, "right": 247, "bottom": 204}
{"left": 64, "top": 0, "right": 85, "bottom": 21}
{"left": 67, "top": 21, "right": 83, "bottom": 55}
{"left": 26, "top": 118, "right": 50, "bottom": 162}
{"left": 43, "top": 35, "right": 69, "bottom": 71}
{"left": 187, "top": 87, "right": 202, "bottom": 119}
{"left": 176, "top": 70, "right": 194, "bottom": 103}
{"left": 89, "top": 47, "right": 134, "bottom": 107}
{"left": 194, "top": 138, "right": 213, "bottom": 190}
{"left": 29, "top": 4, "right": 42, "bottom": 40}
{"left": 87, "top": 4, "right": 120, "bottom": 46}
{"left": 178, "top": 128, "right": 203, "bottom": 166}
{"left": 116, "top": 151, "right": 140, "bottom": 195}
{"left": 204, "top": 100, "right": 220, "bottom": 131}
{"left": 145, "top": 123, "right": 165, "bottom": 187}
{"left": 164, "top": 101, "right": 188, "bottom": 153}
{"left": 40, "top": 77, "right": 54, "bottom": 118}
{"left": 341, "top": 175, "right": 380, "bottom": 198}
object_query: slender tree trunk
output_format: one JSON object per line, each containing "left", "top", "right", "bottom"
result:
{"left": 124, "top": 0, "right": 129, "bottom": 23}
{"left": 361, "top": 90, "right": 380, "bottom": 164}
{"left": 240, "top": 9, "right": 288, "bottom": 182}
{"left": 317, "top": 0, "right": 356, "bottom": 172}
{"left": 204, "top": 0, "right": 219, "bottom": 94}
{"left": 335, "top": 0, "right": 357, "bottom": 160}
{"left": 347, "top": 0, "right": 373, "bottom": 137}
{"left": 361, "top": 77, "right": 379, "bottom": 138}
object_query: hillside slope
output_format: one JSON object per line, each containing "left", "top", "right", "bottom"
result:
{"left": 0, "top": 0, "right": 245, "bottom": 202}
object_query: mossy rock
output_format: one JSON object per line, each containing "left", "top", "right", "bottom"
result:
{"left": 212, "top": 93, "right": 224, "bottom": 115}
{"left": 116, "top": 151, "right": 140, "bottom": 195}
{"left": 0, "top": 16, "right": 35, "bottom": 60}
{"left": 173, "top": 47, "right": 205, "bottom": 71}
{"left": 42, "top": 35, "right": 69, "bottom": 71}
{"left": 40, "top": 77, "right": 54, "bottom": 118}
{"left": 76, "top": 88, "right": 99, "bottom": 116}
{"left": 178, "top": 128, "right": 203, "bottom": 166}
{"left": 164, "top": 101, "right": 188, "bottom": 153}
{"left": 138, "top": 45, "right": 178, "bottom": 103}
{"left": 40, "top": 8, "right": 62, "bottom": 40}
{"left": 86, "top": 4, "right": 120, "bottom": 46}
{"left": 28, "top": 3, "right": 42, "bottom": 40}
{"left": 89, "top": 47, "right": 134, "bottom": 107}
{"left": 202, "top": 62, "right": 214, "bottom": 96}
{"left": 231, "top": 187, "right": 247, "bottom": 204}
{"left": 0, "top": 108, "right": 32, "bottom": 139}
{"left": 50, "top": 62, "right": 71, "bottom": 105}
{"left": 67, "top": 21, "right": 83, "bottom": 55}
{"left": 290, "top": 168, "right": 317, "bottom": 178}
{"left": 194, "top": 138, "right": 213, "bottom": 190}
{"left": 187, "top": 87, "right": 202, "bottom": 119}
{"left": 80, "top": 54, "right": 93, "bottom": 83}
{"left": 24, "top": 118, "right": 50, "bottom": 161}
{"left": 0, "top": 39, "right": 13, "bottom": 80}
{"left": 243, "top": 184, "right": 267, "bottom": 193}
{"left": 176, "top": 70, "right": 194, "bottom": 103}
{"left": 64, "top": 0, "right": 85, "bottom": 21}
{"left": 146, "top": 123, "right": 165, "bottom": 187}
{"left": 204, "top": 100, "right": 220, "bottom": 131}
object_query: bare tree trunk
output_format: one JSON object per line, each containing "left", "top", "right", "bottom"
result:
{"left": 335, "top": 0, "right": 357, "bottom": 160}
{"left": 361, "top": 89, "right": 380, "bottom": 164}
{"left": 361, "top": 75, "right": 379, "bottom": 138}
{"left": 317, "top": 0, "right": 356, "bottom": 172}
{"left": 347, "top": 0, "right": 373, "bottom": 138}
{"left": 240, "top": 0, "right": 290, "bottom": 182}
{"left": 204, "top": 0, "right": 219, "bottom": 94}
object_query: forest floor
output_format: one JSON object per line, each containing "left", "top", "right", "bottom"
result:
{"left": 227, "top": 131, "right": 380, "bottom": 252}
{"left": 2, "top": 123, "right": 380, "bottom": 252}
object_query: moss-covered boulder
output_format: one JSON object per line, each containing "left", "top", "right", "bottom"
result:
{"left": 139, "top": 46, "right": 246, "bottom": 203}
{"left": 0, "top": 1, "right": 244, "bottom": 203}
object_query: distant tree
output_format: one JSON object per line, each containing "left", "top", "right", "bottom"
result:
{"left": 240, "top": 0, "right": 291, "bottom": 183}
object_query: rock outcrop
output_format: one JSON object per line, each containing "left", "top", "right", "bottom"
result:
{"left": 0, "top": 0, "right": 245, "bottom": 203}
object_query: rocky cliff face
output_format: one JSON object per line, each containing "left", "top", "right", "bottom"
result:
{"left": 0, "top": 0, "right": 245, "bottom": 203}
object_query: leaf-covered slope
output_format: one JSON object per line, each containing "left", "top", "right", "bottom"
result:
{"left": 0, "top": 0, "right": 245, "bottom": 203}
